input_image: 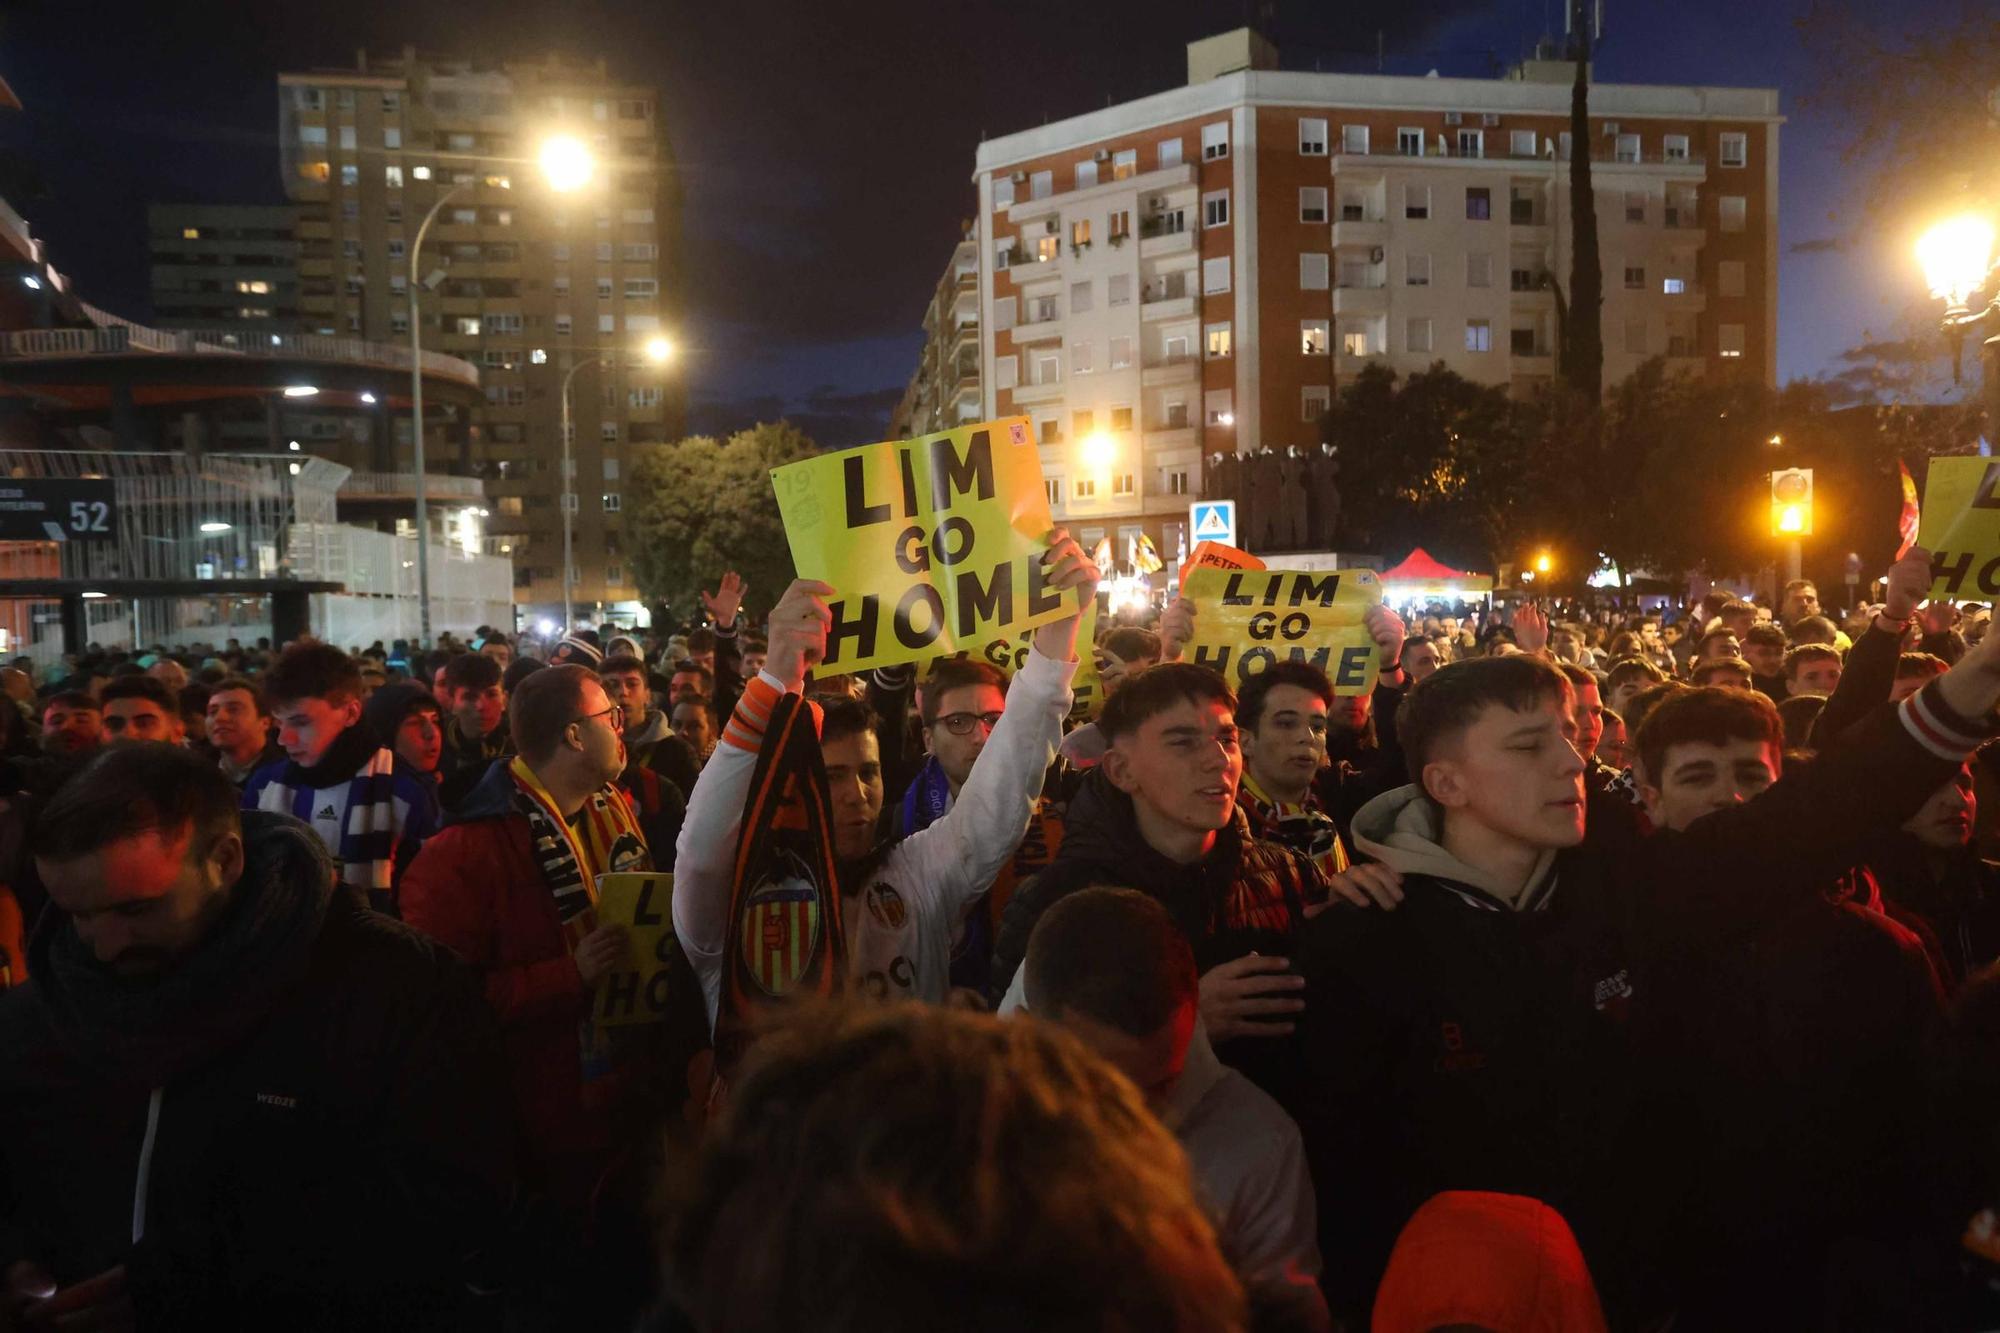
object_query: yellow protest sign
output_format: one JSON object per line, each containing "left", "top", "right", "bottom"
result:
{"left": 1179, "top": 539, "right": 1264, "bottom": 593}
{"left": 966, "top": 598, "right": 1104, "bottom": 720}
{"left": 1183, "top": 562, "right": 1382, "bottom": 695}
{"left": 1917, "top": 457, "right": 2000, "bottom": 599}
{"left": 592, "top": 872, "right": 678, "bottom": 1028}
{"left": 772, "top": 417, "right": 1074, "bottom": 672}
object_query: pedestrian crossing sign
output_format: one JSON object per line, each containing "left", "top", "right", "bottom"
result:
{"left": 1189, "top": 500, "right": 1236, "bottom": 546}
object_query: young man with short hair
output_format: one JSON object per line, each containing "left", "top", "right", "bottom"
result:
{"left": 1782, "top": 643, "right": 1842, "bottom": 698}
{"left": 1234, "top": 661, "right": 1350, "bottom": 880}
{"left": 205, "top": 675, "right": 281, "bottom": 786}
{"left": 1098, "top": 625, "right": 1162, "bottom": 698}
{"left": 243, "top": 642, "right": 438, "bottom": 913}
{"left": 1694, "top": 625, "right": 1742, "bottom": 666}
{"left": 1604, "top": 656, "right": 1668, "bottom": 718}
{"left": 437, "top": 652, "right": 511, "bottom": 812}
{"left": 1741, "top": 622, "right": 1790, "bottom": 700}
{"left": 37, "top": 692, "right": 102, "bottom": 759}
{"left": 675, "top": 531, "right": 1097, "bottom": 1021}
{"left": 1789, "top": 614, "right": 1841, "bottom": 648}
{"left": 1398, "top": 635, "right": 1441, "bottom": 683}
{"left": 1292, "top": 626, "right": 2000, "bottom": 1319}
{"left": 2, "top": 745, "right": 514, "bottom": 1327}
{"left": 599, "top": 651, "right": 702, "bottom": 801}
{"left": 1024, "top": 887, "right": 1329, "bottom": 1331}
{"left": 1689, "top": 657, "right": 1755, "bottom": 691}
{"left": 669, "top": 695, "right": 716, "bottom": 765}
{"left": 1781, "top": 577, "right": 1821, "bottom": 626}
{"left": 98, "top": 676, "right": 185, "bottom": 745}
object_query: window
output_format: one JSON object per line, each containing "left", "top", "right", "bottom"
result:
{"left": 1040, "top": 416, "right": 1062, "bottom": 443}
{"left": 597, "top": 277, "right": 614, "bottom": 299}
{"left": 555, "top": 314, "right": 573, "bottom": 336}
{"left": 340, "top": 163, "right": 359, "bottom": 186}
{"left": 1076, "top": 159, "right": 1099, "bottom": 190}
{"left": 1342, "top": 123, "right": 1369, "bottom": 154}
{"left": 341, "top": 238, "right": 361, "bottom": 259}
{"left": 1397, "top": 126, "right": 1424, "bottom": 157}
{"left": 1201, "top": 122, "right": 1229, "bottom": 160}
{"left": 1510, "top": 128, "right": 1538, "bottom": 157}
{"left": 487, "top": 313, "right": 522, "bottom": 333}
{"left": 1158, "top": 138, "right": 1183, "bottom": 169}
{"left": 1301, "top": 253, "right": 1329, "bottom": 290}
{"left": 1615, "top": 134, "right": 1641, "bottom": 164}
{"left": 1073, "top": 409, "right": 1095, "bottom": 435}
{"left": 593, "top": 241, "right": 613, "bottom": 260}
{"left": 994, "top": 241, "right": 1013, "bottom": 271}
{"left": 1071, "top": 341, "right": 1094, "bottom": 374}
{"left": 1070, "top": 218, "right": 1091, "bottom": 248}
{"left": 1112, "top": 149, "right": 1137, "bottom": 180}
{"left": 1205, "top": 389, "right": 1233, "bottom": 426}
{"left": 1030, "top": 170, "right": 1053, "bottom": 200}
{"left": 455, "top": 317, "right": 481, "bottom": 336}
{"left": 1404, "top": 185, "right": 1430, "bottom": 220}
{"left": 1109, "top": 336, "right": 1132, "bottom": 369}
{"left": 1206, "top": 322, "right": 1232, "bottom": 358}
{"left": 1467, "top": 253, "right": 1492, "bottom": 288}
{"left": 1466, "top": 187, "right": 1491, "bottom": 221}
{"left": 1719, "top": 324, "right": 1746, "bottom": 358}
{"left": 1045, "top": 478, "right": 1063, "bottom": 507}
{"left": 1108, "top": 209, "right": 1131, "bottom": 240}
{"left": 622, "top": 207, "right": 655, "bottom": 225}
{"left": 1203, "top": 191, "right": 1230, "bottom": 228}
{"left": 623, "top": 242, "right": 658, "bottom": 261}
{"left": 1202, "top": 257, "right": 1231, "bottom": 294}
{"left": 1164, "top": 333, "right": 1189, "bottom": 361}
{"left": 338, "top": 125, "right": 357, "bottom": 151}
{"left": 1341, "top": 329, "right": 1369, "bottom": 357}
{"left": 1108, "top": 274, "right": 1132, "bottom": 306}
{"left": 1301, "top": 319, "right": 1330, "bottom": 355}
{"left": 1037, "top": 236, "right": 1059, "bottom": 263}
{"left": 1508, "top": 326, "right": 1539, "bottom": 356}
{"left": 994, "top": 176, "right": 1015, "bottom": 209}
{"left": 602, "top": 493, "right": 622, "bottom": 513}
{"left": 1302, "top": 385, "right": 1331, "bottom": 422}
{"left": 551, "top": 242, "right": 571, "bottom": 262}
{"left": 1718, "top": 260, "right": 1746, "bottom": 298}
{"left": 1624, "top": 317, "right": 1648, "bottom": 355}
{"left": 1405, "top": 253, "right": 1431, "bottom": 287}
{"left": 1069, "top": 280, "right": 1093, "bottom": 314}
{"left": 1300, "top": 187, "right": 1328, "bottom": 223}
{"left": 1113, "top": 473, "right": 1136, "bottom": 497}
{"left": 1719, "top": 196, "right": 1747, "bottom": 232}
{"left": 1624, "top": 190, "right": 1646, "bottom": 224}
{"left": 619, "top": 98, "right": 651, "bottom": 119}
{"left": 1075, "top": 479, "right": 1096, "bottom": 499}
{"left": 1030, "top": 294, "right": 1058, "bottom": 324}
{"left": 1033, "top": 352, "right": 1060, "bottom": 385}
{"left": 1111, "top": 405, "right": 1134, "bottom": 431}
{"left": 1164, "top": 398, "right": 1189, "bottom": 428}
{"left": 298, "top": 87, "right": 323, "bottom": 111}
{"left": 1664, "top": 134, "right": 1690, "bottom": 163}
{"left": 1299, "top": 118, "right": 1328, "bottom": 155}
{"left": 299, "top": 125, "right": 328, "bottom": 147}
{"left": 1167, "top": 469, "right": 1190, "bottom": 495}
{"left": 629, "top": 386, "right": 662, "bottom": 408}
{"left": 391, "top": 310, "right": 409, "bottom": 333}
{"left": 380, "top": 125, "right": 402, "bottom": 150}
{"left": 624, "top": 278, "right": 658, "bottom": 299}
{"left": 993, "top": 354, "right": 1018, "bottom": 390}
{"left": 384, "top": 165, "right": 404, "bottom": 188}
{"left": 1720, "top": 132, "right": 1748, "bottom": 168}
{"left": 1465, "top": 319, "right": 1492, "bottom": 352}
{"left": 1407, "top": 317, "right": 1434, "bottom": 353}
{"left": 1559, "top": 131, "right": 1573, "bottom": 161}
{"left": 598, "top": 313, "right": 616, "bottom": 334}
{"left": 1457, "top": 129, "right": 1484, "bottom": 159}
{"left": 1623, "top": 265, "right": 1645, "bottom": 290}
{"left": 387, "top": 237, "right": 406, "bottom": 259}
{"left": 553, "top": 276, "right": 571, "bottom": 297}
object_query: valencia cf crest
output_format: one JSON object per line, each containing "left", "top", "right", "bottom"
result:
{"left": 738, "top": 849, "right": 824, "bottom": 997}
{"left": 864, "top": 882, "right": 907, "bottom": 930}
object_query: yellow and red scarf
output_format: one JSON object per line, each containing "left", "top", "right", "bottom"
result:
{"left": 507, "top": 755, "right": 650, "bottom": 948}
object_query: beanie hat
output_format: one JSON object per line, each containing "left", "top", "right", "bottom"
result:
{"left": 551, "top": 635, "right": 603, "bottom": 669}
{"left": 1371, "top": 1191, "right": 1607, "bottom": 1333}
{"left": 360, "top": 682, "right": 441, "bottom": 746}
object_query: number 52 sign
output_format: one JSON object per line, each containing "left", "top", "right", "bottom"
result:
{"left": 0, "top": 479, "right": 117, "bottom": 542}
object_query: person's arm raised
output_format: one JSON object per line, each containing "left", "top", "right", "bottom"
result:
{"left": 1812, "top": 547, "right": 1928, "bottom": 747}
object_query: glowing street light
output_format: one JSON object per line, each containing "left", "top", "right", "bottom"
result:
{"left": 199, "top": 521, "right": 232, "bottom": 534}
{"left": 1080, "top": 430, "right": 1115, "bottom": 470}
{"left": 643, "top": 335, "right": 674, "bottom": 364}
{"left": 538, "top": 135, "right": 596, "bottom": 194}
{"left": 1918, "top": 216, "right": 1997, "bottom": 312}
{"left": 1533, "top": 551, "right": 1554, "bottom": 575}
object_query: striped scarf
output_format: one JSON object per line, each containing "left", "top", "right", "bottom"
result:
{"left": 255, "top": 746, "right": 402, "bottom": 902}
{"left": 505, "top": 755, "right": 650, "bottom": 943}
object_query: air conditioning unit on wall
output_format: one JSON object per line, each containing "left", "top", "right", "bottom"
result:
{"left": 1443, "top": 111, "right": 1463, "bottom": 125}
{"left": 1093, "top": 149, "right": 1111, "bottom": 162}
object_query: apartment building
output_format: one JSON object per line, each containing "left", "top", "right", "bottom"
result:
{"left": 972, "top": 29, "right": 1779, "bottom": 564}
{"left": 275, "top": 49, "right": 682, "bottom": 621}
{"left": 890, "top": 230, "right": 981, "bottom": 438}
{"left": 148, "top": 204, "right": 301, "bottom": 339}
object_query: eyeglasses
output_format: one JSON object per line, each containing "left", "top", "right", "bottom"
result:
{"left": 934, "top": 710, "right": 1003, "bottom": 737}
{"left": 570, "top": 703, "right": 625, "bottom": 732}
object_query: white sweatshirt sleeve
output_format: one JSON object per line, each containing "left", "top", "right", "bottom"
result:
{"left": 672, "top": 670, "right": 790, "bottom": 1030}
{"left": 888, "top": 645, "right": 1075, "bottom": 924}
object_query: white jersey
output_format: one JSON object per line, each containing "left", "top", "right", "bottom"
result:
{"left": 674, "top": 649, "right": 1075, "bottom": 1028}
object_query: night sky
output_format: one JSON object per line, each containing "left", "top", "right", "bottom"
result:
{"left": 0, "top": 0, "right": 1965, "bottom": 447}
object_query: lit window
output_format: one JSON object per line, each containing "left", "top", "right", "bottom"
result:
{"left": 1301, "top": 319, "right": 1330, "bottom": 355}
{"left": 1719, "top": 323, "right": 1746, "bottom": 358}
{"left": 385, "top": 165, "right": 404, "bottom": 188}
{"left": 1341, "top": 330, "right": 1369, "bottom": 357}
{"left": 1206, "top": 323, "right": 1233, "bottom": 358}
{"left": 1465, "top": 319, "right": 1492, "bottom": 352}
{"left": 181, "top": 227, "right": 200, "bottom": 240}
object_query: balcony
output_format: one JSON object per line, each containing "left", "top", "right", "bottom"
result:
{"left": 1331, "top": 216, "right": 1387, "bottom": 249}
{"left": 1661, "top": 281, "right": 1707, "bottom": 313}
{"left": 1012, "top": 311, "right": 1063, "bottom": 343}
{"left": 1140, "top": 225, "right": 1195, "bottom": 259}
{"left": 1144, "top": 424, "right": 1198, "bottom": 452}
{"left": 1332, "top": 284, "right": 1387, "bottom": 316}
{"left": 1010, "top": 378, "right": 1063, "bottom": 405}
{"left": 1140, "top": 355, "right": 1198, "bottom": 387}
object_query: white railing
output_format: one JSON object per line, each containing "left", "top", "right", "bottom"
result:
{"left": 0, "top": 304, "right": 482, "bottom": 389}
{"left": 338, "top": 470, "right": 486, "bottom": 500}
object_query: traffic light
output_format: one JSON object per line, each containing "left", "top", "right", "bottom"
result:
{"left": 1770, "top": 468, "right": 1814, "bottom": 537}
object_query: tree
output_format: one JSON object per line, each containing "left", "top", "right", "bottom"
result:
{"left": 626, "top": 421, "right": 819, "bottom": 619}
{"left": 1561, "top": 0, "right": 1604, "bottom": 402}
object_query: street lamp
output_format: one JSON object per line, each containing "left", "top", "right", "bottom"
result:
{"left": 406, "top": 138, "right": 596, "bottom": 646}
{"left": 1916, "top": 215, "right": 2000, "bottom": 454}
{"left": 557, "top": 336, "right": 674, "bottom": 634}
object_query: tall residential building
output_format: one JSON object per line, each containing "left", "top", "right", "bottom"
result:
{"left": 890, "top": 228, "right": 980, "bottom": 439}
{"left": 972, "top": 29, "right": 1779, "bottom": 564}
{"left": 275, "top": 48, "right": 682, "bottom": 621}
{"left": 147, "top": 204, "right": 301, "bottom": 339}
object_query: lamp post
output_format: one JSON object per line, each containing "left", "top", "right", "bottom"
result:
{"left": 1917, "top": 216, "right": 2000, "bottom": 452}
{"left": 404, "top": 134, "right": 597, "bottom": 648}
{"left": 557, "top": 336, "right": 674, "bottom": 634}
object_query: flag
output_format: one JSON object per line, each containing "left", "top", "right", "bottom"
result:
{"left": 1895, "top": 458, "right": 1921, "bottom": 560}
{"left": 1131, "top": 531, "right": 1164, "bottom": 574}
{"left": 1091, "top": 535, "right": 1114, "bottom": 573}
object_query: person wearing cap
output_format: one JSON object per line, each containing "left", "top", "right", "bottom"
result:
{"left": 364, "top": 682, "right": 448, "bottom": 798}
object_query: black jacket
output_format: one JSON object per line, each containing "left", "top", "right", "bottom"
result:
{"left": 1864, "top": 834, "right": 2000, "bottom": 990}
{"left": 1291, "top": 683, "right": 1991, "bottom": 1323}
{"left": 0, "top": 813, "right": 517, "bottom": 1328}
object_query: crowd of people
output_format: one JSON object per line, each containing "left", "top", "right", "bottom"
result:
{"left": 1, "top": 539, "right": 1999, "bottom": 1330}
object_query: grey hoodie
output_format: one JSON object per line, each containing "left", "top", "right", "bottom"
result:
{"left": 1349, "top": 785, "right": 1558, "bottom": 913}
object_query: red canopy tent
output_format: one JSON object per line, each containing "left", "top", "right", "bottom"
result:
{"left": 1379, "top": 548, "right": 1495, "bottom": 597}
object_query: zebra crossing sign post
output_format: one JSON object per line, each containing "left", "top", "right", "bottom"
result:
{"left": 1189, "top": 499, "right": 1236, "bottom": 548}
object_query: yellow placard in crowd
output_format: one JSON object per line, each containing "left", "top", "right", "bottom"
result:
{"left": 771, "top": 417, "right": 1075, "bottom": 673}
{"left": 1182, "top": 552, "right": 1382, "bottom": 696}
{"left": 1917, "top": 457, "right": 2000, "bottom": 599}
{"left": 969, "top": 598, "right": 1104, "bottom": 721}
{"left": 592, "top": 872, "right": 678, "bottom": 1028}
